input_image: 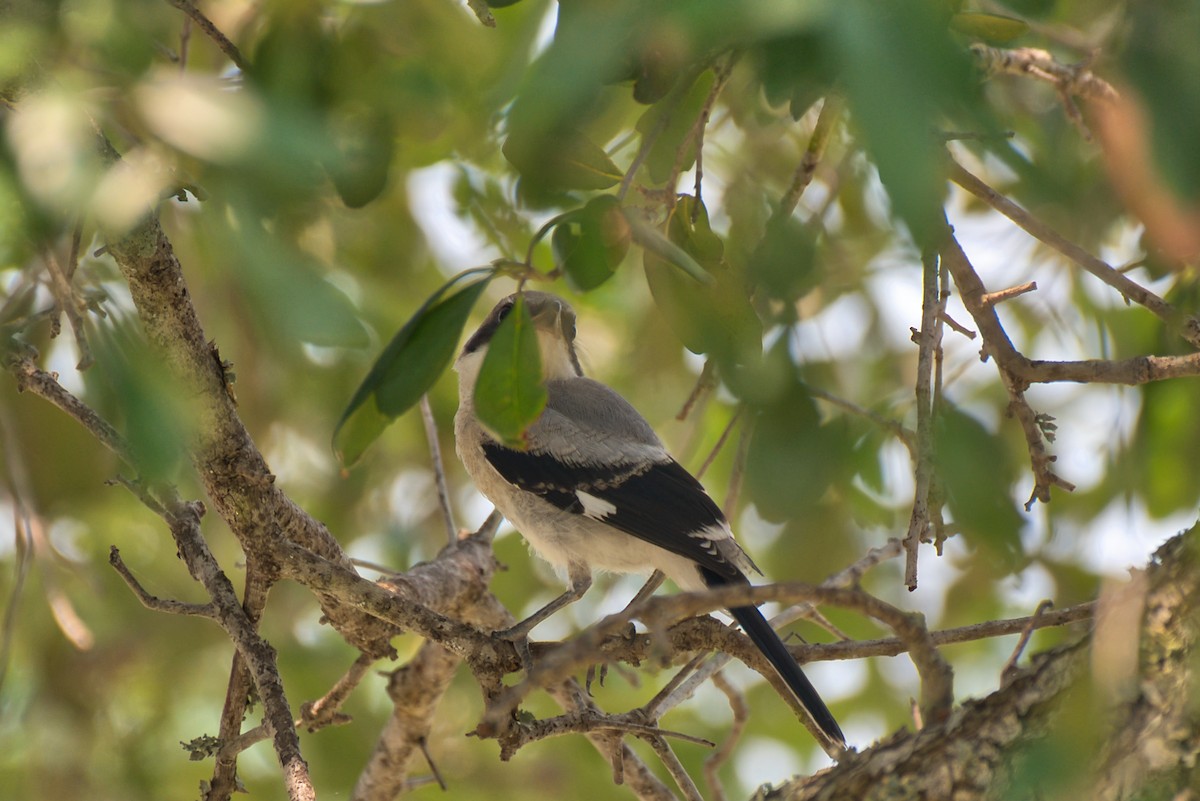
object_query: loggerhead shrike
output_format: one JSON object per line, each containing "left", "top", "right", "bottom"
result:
{"left": 454, "top": 291, "right": 845, "bottom": 753}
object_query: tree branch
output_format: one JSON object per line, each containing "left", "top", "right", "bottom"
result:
{"left": 904, "top": 247, "right": 945, "bottom": 590}
{"left": 970, "top": 44, "right": 1119, "bottom": 104}
{"left": 163, "top": 0, "right": 249, "bottom": 71}
{"left": 949, "top": 159, "right": 1200, "bottom": 349}
{"left": 3, "top": 353, "right": 131, "bottom": 464}
{"left": 108, "top": 546, "right": 216, "bottom": 617}
{"left": 938, "top": 225, "right": 1077, "bottom": 505}
{"left": 100, "top": 179, "right": 395, "bottom": 657}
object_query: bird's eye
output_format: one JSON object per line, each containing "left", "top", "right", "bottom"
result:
{"left": 495, "top": 300, "right": 515, "bottom": 323}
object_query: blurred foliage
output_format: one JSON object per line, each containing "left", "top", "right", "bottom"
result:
{"left": 0, "top": 0, "right": 1197, "bottom": 799}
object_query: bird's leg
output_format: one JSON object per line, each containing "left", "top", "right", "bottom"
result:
{"left": 616, "top": 570, "right": 665, "bottom": 640}
{"left": 625, "top": 570, "right": 665, "bottom": 611}
{"left": 495, "top": 562, "right": 593, "bottom": 644}
{"left": 586, "top": 569, "right": 667, "bottom": 692}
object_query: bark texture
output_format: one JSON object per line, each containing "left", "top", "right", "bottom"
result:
{"left": 765, "top": 528, "right": 1200, "bottom": 801}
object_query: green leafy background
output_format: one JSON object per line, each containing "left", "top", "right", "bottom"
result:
{"left": 0, "top": 0, "right": 1197, "bottom": 799}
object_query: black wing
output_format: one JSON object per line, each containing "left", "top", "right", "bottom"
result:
{"left": 481, "top": 377, "right": 742, "bottom": 580}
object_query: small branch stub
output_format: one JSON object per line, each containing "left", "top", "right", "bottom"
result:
{"left": 982, "top": 281, "right": 1038, "bottom": 306}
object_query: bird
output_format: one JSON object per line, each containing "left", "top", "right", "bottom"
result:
{"left": 453, "top": 290, "right": 846, "bottom": 754}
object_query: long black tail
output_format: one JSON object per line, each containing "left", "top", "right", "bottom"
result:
{"left": 724, "top": 598, "right": 845, "bottom": 751}
{"left": 727, "top": 604, "right": 845, "bottom": 748}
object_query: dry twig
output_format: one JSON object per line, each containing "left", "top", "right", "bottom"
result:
{"left": 950, "top": 160, "right": 1200, "bottom": 350}
{"left": 776, "top": 95, "right": 844, "bottom": 222}
{"left": 164, "top": 0, "right": 249, "bottom": 70}
{"left": 420, "top": 394, "right": 457, "bottom": 545}
{"left": 904, "top": 247, "right": 945, "bottom": 591}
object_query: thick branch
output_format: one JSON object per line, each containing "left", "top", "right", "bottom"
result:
{"left": 481, "top": 582, "right": 954, "bottom": 736}
{"left": 774, "top": 639, "right": 1089, "bottom": 800}
{"left": 771, "top": 525, "right": 1200, "bottom": 801}
{"left": 102, "top": 203, "right": 395, "bottom": 655}
{"left": 151, "top": 494, "right": 313, "bottom": 801}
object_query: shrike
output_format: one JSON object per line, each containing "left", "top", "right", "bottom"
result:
{"left": 454, "top": 291, "right": 845, "bottom": 753}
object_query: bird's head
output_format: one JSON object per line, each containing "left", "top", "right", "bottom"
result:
{"left": 456, "top": 291, "right": 584, "bottom": 384}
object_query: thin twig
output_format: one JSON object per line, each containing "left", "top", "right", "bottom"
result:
{"left": 645, "top": 735, "right": 705, "bottom": 801}
{"left": 417, "top": 738, "right": 448, "bottom": 791}
{"left": 664, "top": 59, "right": 735, "bottom": 209}
{"left": 0, "top": 468, "right": 34, "bottom": 699}
{"left": 164, "top": 0, "right": 249, "bottom": 71}
{"left": 643, "top": 654, "right": 708, "bottom": 719}
{"left": 939, "top": 310, "right": 976, "bottom": 338}
{"left": 693, "top": 56, "right": 737, "bottom": 208}
{"left": 807, "top": 385, "right": 916, "bottom": 455}
{"left": 544, "top": 683, "right": 677, "bottom": 801}
{"left": 938, "top": 227, "right": 1077, "bottom": 506}
{"left": 775, "top": 94, "right": 844, "bottom": 222}
{"left": 823, "top": 538, "right": 905, "bottom": 589}
{"left": 676, "top": 359, "right": 715, "bottom": 421}
{"left": 419, "top": 394, "right": 457, "bottom": 545}
{"left": 1001, "top": 599, "right": 1053, "bottom": 684}
{"left": 982, "top": 281, "right": 1038, "bottom": 306}
{"left": 179, "top": 15, "right": 192, "bottom": 73}
{"left": 970, "top": 43, "right": 1119, "bottom": 104}
{"left": 619, "top": 108, "right": 671, "bottom": 202}
{"left": 703, "top": 672, "right": 747, "bottom": 801}
{"left": 792, "top": 601, "right": 1094, "bottom": 662}
{"left": 40, "top": 248, "right": 93, "bottom": 370}
{"left": 722, "top": 414, "right": 752, "bottom": 517}
{"left": 4, "top": 355, "right": 130, "bottom": 463}
{"left": 904, "top": 247, "right": 943, "bottom": 591}
{"left": 301, "top": 653, "right": 374, "bottom": 731}
{"left": 66, "top": 218, "right": 84, "bottom": 280}
{"left": 695, "top": 406, "right": 742, "bottom": 480}
{"left": 109, "top": 547, "right": 217, "bottom": 617}
{"left": 495, "top": 705, "right": 715, "bottom": 755}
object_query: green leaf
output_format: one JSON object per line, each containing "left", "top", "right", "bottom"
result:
{"left": 642, "top": 196, "right": 760, "bottom": 365}
{"left": 90, "top": 319, "right": 195, "bottom": 482}
{"left": 334, "top": 271, "right": 492, "bottom": 466}
{"left": 750, "top": 214, "right": 819, "bottom": 304}
{"left": 503, "top": 128, "right": 622, "bottom": 191}
{"left": 627, "top": 210, "right": 710, "bottom": 285}
{"left": 474, "top": 294, "right": 548, "bottom": 447}
{"left": 234, "top": 224, "right": 370, "bottom": 349}
{"left": 1121, "top": 0, "right": 1200, "bottom": 201}
{"left": 553, "top": 195, "right": 631, "bottom": 291}
{"left": 1131, "top": 380, "right": 1200, "bottom": 516}
{"left": 935, "top": 405, "right": 1024, "bottom": 569}
{"left": 949, "top": 12, "right": 1030, "bottom": 43}
{"left": 832, "top": 0, "right": 976, "bottom": 244}
{"left": 635, "top": 69, "right": 716, "bottom": 184}
{"left": 326, "top": 106, "right": 395, "bottom": 209}
{"left": 745, "top": 375, "right": 852, "bottom": 522}
{"left": 755, "top": 31, "right": 831, "bottom": 120}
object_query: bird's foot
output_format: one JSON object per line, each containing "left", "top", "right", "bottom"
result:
{"left": 493, "top": 624, "right": 536, "bottom": 672}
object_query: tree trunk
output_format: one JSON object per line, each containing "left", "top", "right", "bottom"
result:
{"left": 767, "top": 526, "right": 1200, "bottom": 801}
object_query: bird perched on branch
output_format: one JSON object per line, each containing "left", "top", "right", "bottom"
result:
{"left": 454, "top": 290, "right": 845, "bottom": 755}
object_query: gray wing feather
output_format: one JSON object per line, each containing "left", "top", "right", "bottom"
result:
{"left": 527, "top": 378, "right": 667, "bottom": 467}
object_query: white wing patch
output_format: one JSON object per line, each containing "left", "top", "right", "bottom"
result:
{"left": 576, "top": 490, "right": 618, "bottom": 520}
{"left": 690, "top": 523, "right": 733, "bottom": 541}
